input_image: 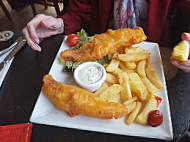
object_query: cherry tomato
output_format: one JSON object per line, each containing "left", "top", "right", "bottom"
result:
{"left": 66, "top": 34, "right": 80, "bottom": 47}
{"left": 148, "top": 110, "right": 163, "bottom": 127}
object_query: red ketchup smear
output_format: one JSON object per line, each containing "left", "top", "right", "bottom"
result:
{"left": 155, "top": 96, "right": 162, "bottom": 107}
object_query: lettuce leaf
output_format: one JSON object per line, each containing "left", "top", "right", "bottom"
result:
{"left": 73, "top": 29, "right": 94, "bottom": 49}
{"left": 59, "top": 56, "right": 109, "bottom": 72}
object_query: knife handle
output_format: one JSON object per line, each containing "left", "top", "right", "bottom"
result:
{"left": 4, "top": 39, "right": 26, "bottom": 64}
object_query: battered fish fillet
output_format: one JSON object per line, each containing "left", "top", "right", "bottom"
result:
{"left": 61, "top": 27, "right": 147, "bottom": 62}
{"left": 42, "top": 75, "right": 127, "bottom": 119}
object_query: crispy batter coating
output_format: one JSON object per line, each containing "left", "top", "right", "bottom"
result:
{"left": 42, "top": 75, "right": 127, "bottom": 119}
{"left": 61, "top": 27, "right": 147, "bottom": 62}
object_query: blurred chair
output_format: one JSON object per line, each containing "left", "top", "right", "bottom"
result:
{"left": 31, "top": 0, "right": 63, "bottom": 16}
{"left": 0, "top": 0, "right": 68, "bottom": 20}
{"left": 0, "top": 0, "right": 11, "bottom": 19}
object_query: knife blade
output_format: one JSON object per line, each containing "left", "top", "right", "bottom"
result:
{"left": 0, "top": 38, "right": 26, "bottom": 72}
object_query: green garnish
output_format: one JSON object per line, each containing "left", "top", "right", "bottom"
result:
{"left": 59, "top": 56, "right": 109, "bottom": 72}
{"left": 73, "top": 29, "right": 94, "bottom": 49}
{"left": 59, "top": 29, "right": 109, "bottom": 71}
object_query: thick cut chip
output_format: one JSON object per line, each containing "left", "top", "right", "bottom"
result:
{"left": 119, "top": 62, "right": 135, "bottom": 73}
{"left": 118, "top": 72, "right": 132, "bottom": 101}
{"left": 125, "top": 101, "right": 142, "bottom": 125}
{"left": 95, "top": 82, "right": 109, "bottom": 95}
{"left": 125, "top": 47, "right": 145, "bottom": 54}
{"left": 135, "top": 95, "right": 158, "bottom": 124}
{"left": 125, "top": 101, "right": 137, "bottom": 114}
{"left": 108, "top": 93, "right": 121, "bottom": 103}
{"left": 106, "top": 59, "right": 120, "bottom": 72}
{"left": 123, "top": 96, "right": 138, "bottom": 106}
{"left": 118, "top": 51, "right": 150, "bottom": 62}
{"left": 123, "top": 96, "right": 138, "bottom": 114}
{"left": 128, "top": 73, "right": 148, "bottom": 101}
{"left": 141, "top": 77, "right": 158, "bottom": 94}
{"left": 106, "top": 73, "right": 118, "bottom": 84}
{"left": 99, "top": 84, "right": 123, "bottom": 102}
{"left": 146, "top": 63, "right": 164, "bottom": 89}
{"left": 112, "top": 68, "right": 124, "bottom": 76}
{"left": 137, "top": 59, "right": 146, "bottom": 77}
{"left": 124, "top": 62, "right": 136, "bottom": 70}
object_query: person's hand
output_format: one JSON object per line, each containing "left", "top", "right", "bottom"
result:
{"left": 22, "top": 14, "right": 64, "bottom": 52}
{"left": 171, "top": 32, "right": 190, "bottom": 72}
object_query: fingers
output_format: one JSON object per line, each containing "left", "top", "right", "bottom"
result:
{"left": 35, "top": 17, "right": 64, "bottom": 38}
{"left": 26, "top": 14, "right": 50, "bottom": 44}
{"left": 41, "top": 17, "right": 64, "bottom": 34}
{"left": 26, "top": 23, "right": 39, "bottom": 44}
{"left": 22, "top": 27, "right": 41, "bottom": 52}
{"left": 171, "top": 57, "right": 190, "bottom": 72}
{"left": 27, "top": 14, "right": 64, "bottom": 39}
{"left": 23, "top": 14, "right": 64, "bottom": 52}
{"left": 181, "top": 32, "right": 190, "bottom": 42}
{"left": 23, "top": 14, "right": 54, "bottom": 51}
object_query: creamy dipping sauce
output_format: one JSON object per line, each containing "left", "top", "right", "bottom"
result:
{"left": 78, "top": 65, "right": 103, "bottom": 84}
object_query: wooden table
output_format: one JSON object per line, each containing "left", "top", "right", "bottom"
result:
{"left": 0, "top": 32, "right": 189, "bottom": 142}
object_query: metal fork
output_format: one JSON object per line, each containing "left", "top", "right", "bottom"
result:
{"left": 0, "top": 38, "right": 26, "bottom": 72}
{"left": 0, "top": 36, "right": 23, "bottom": 58}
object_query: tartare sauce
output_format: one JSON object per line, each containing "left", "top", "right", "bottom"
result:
{"left": 78, "top": 65, "right": 103, "bottom": 84}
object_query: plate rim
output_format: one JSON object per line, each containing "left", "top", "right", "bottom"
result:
{"left": 30, "top": 39, "right": 173, "bottom": 140}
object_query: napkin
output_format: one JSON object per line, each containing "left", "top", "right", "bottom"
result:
{"left": 0, "top": 123, "right": 33, "bottom": 142}
{"left": 0, "top": 31, "right": 22, "bottom": 88}
{"left": 0, "top": 48, "right": 14, "bottom": 87}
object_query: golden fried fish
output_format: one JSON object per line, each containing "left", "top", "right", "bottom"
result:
{"left": 42, "top": 75, "right": 127, "bottom": 119}
{"left": 61, "top": 27, "right": 147, "bottom": 62}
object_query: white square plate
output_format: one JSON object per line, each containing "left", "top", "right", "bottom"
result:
{"left": 30, "top": 39, "right": 173, "bottom": 140}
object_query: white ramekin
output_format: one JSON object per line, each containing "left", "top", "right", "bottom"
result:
{"left": 74, "top": 62, "right": 106, "bottom": 92}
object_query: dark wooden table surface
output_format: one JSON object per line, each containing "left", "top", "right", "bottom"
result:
{"left": 0, "top": 32, "right": 190, "bottom": 142}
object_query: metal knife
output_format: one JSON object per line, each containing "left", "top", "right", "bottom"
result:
{"left": 0, "top": 38, "right": 26, "bottom": 72}
{"left": 0, "top": 36, "right": 23, "bottom": 58}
